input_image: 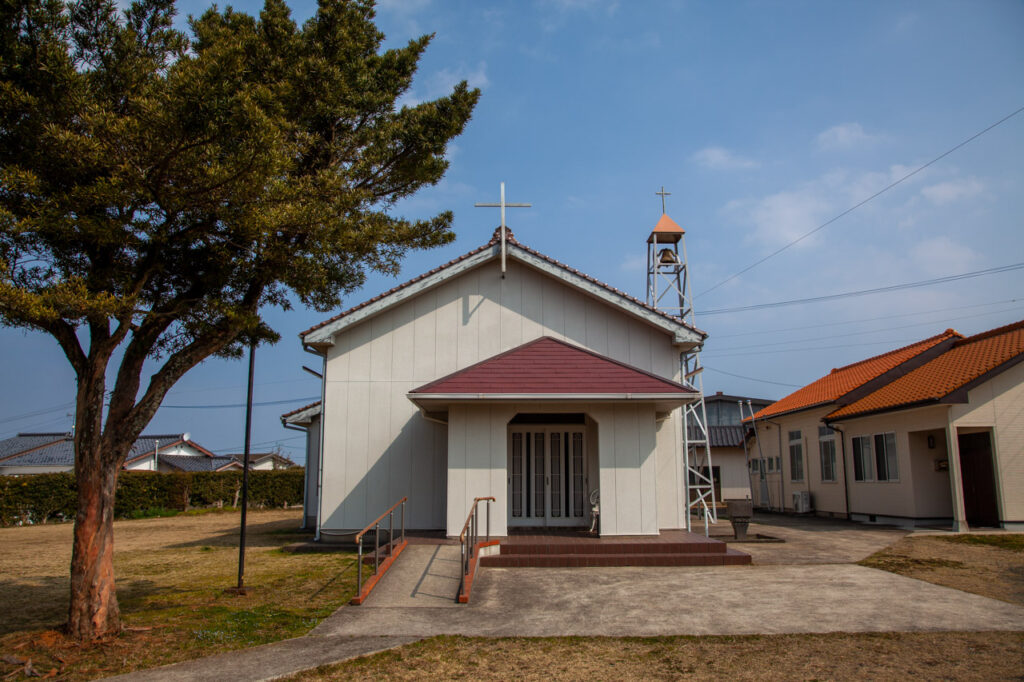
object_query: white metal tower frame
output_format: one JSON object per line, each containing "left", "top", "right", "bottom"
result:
{"left": 645, "top": 209, "right": 717, "bottom": 534}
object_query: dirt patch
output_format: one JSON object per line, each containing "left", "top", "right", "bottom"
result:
{"left": 0, "top": 510, "right": 357, "bottom": 680}
{"left": 860, "top": 534, "right": 1024, "bottom": 605}
{"left": 289, "top": 632, "right": 1024, "bottom": 681}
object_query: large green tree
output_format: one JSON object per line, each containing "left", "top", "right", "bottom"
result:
{"left": 0, "top": 0, "right": 478, "bottom": 640}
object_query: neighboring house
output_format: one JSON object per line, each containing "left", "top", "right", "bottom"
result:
{"left": 747, "top": 321, "right": 1023, "bottom": 530}
{"left": 284, "top": 224, "right": 708, "bottom": 538}
{"left": 0, "top": 432, "right": 223, "bottom": 475}
{"left": 688, "top": 392, "right": 772, "bottom": 503}
{"left": 226, "top": 452, "right": 298, "bottom": 470}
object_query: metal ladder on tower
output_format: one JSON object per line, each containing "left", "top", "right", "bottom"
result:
{"left": 645, "top": 187, "right": 717, "bottom": 535}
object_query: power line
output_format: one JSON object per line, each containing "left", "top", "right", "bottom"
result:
{"left": 698, "top": 262, "right": 1024, "bottom": 316}
{"left": 704, "top": 338, "right": 924, "bottom": 359}
{"left": 711, "top": 298, "right": 1020, "bottom": 338}
{"left": 703, "top": 365, "right": 800, "bottom": 388}
{"left": 710, "top": 303, "right": 1024, "bottom": 352}
{"left": 160, "top": 396, "right": 319, "bottom": 410}
{"left": 697, "top": 105, "right": 1024, "bottom": 298}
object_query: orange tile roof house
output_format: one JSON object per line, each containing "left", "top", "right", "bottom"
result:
{"left": 746, "top": 320, "right": 1024, "bottom": 530}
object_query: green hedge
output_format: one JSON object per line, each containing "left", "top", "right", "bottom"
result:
{"left": 0, "top": 469, "right": 304, "bottom": 526}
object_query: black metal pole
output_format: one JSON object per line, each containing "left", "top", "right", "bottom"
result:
{"left": 236, "top": 338, "right": 256, "bottom": 592}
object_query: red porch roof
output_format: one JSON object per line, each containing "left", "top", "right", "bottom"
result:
{"left": 410, "top": 337, "right": 695, "bottom": 397}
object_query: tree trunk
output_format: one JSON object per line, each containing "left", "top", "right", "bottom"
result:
{"left": 67, "top": 459, "right": 121, "bottom": 640}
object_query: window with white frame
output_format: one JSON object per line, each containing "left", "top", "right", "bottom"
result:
{"left": 789, "top": 430, "right": 803, "bottom": 482}
{"left": 819, "top": 426, "right": 837, "bottom": 482}
{"left": 852, "top": 432, "right": 899, "bottom": 481}
{"left": 852, "top": 436, "right": 874, "bottom": 481}
{"left": 874, "top": 432, "right": 899, "bottom": 481}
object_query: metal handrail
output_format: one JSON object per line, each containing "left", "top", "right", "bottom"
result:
{"left": 354, "top": 496, "right": 407, "bottom": 600}
{"left": 457, "top": 497, "right": 494, "bottom": 602}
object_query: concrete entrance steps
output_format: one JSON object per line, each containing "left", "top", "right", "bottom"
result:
{"left": 480, "top": 530, "right": 751, "bottom": 568}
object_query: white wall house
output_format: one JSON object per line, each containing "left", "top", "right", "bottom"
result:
{"left": 748, "top": 321, "right": 1024, "bottom": 530}
{"left": 287, "top": 226, "right": 707, "bottom": 538}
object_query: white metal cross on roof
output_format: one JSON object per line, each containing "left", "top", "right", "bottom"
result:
{"left": 475, "top": 182, "right": 531, "bottom": 276}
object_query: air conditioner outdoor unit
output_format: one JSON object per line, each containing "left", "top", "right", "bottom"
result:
{"left": 792, "top": 491, "right": 812, "bottom": 514}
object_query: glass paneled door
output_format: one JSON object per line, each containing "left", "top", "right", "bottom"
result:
{"left": 508, "top": 426, "right": 587, "bottom": 527}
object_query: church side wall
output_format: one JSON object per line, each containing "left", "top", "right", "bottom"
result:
{"left": 318, "top": 259, "right": 683, "bottom": 532}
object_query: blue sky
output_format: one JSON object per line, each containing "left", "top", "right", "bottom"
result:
{"left": 2, "top": 0, "right": 1023, "bottom": 463}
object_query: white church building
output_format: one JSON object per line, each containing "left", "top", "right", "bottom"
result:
{"left": 284, "top": 214, "right": 710, "bottom": 539}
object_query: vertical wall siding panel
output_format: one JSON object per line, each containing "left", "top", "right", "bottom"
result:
{"left": 606, "top": 309, "right": 629, "bottom": 367}
{"left": 412, "top": 290, "right": 437, "bottom": 383}
{"left": 346, "top": 323, "right": 372, "bottom": 382}
{"left": 584, "top": 300, "right": 609, "bottom": 356}
{"left": 446, "top": 406, "right": 468, "bottom": 535}
{"left": 367, "top": 381, "right": 391, "bottom": 523}
{"left": 520, "top": 265, "right": 544, "bottom": 340}
{"left": 369, "top": 313, "right": 393, "bottom": 381}
{"left": 343, "top": 382, "right": 370, "bottom": 528}
{"left": 614, "top": 406, "right": 643, "bottom": 534}
{"left": 457, "top": 271, "right": 481, "bottom": 368}
{"left": 563, "top": 289, "right": 587, "bottom": 347}
{"left": 628, "top": 324, "right": 653, "bottom": 373}
{"left": 638, "top": 406, "right": 659, "bottom": 534}
{"left": 541, "top": 276, "right": 565, "bottom": 338}
{"left": 499, "top": 264, "right": 523, "bottom": 351}
{"left": 489, "top": 406, "right": 513, "bottom": 535}
{"left": 434, "top": 281, "right": 459, "bottom": 378}
{"left": 478, "top": 269, "right": 502, "bottom": 361}
{"left": 593, "top": 407, "right": 617, "bottom": 535}
{"left": 388, "top": 389, "right": 413, "bottom": 515}
{"left": 390, "top": 301, "right": 415, "bottom": 383}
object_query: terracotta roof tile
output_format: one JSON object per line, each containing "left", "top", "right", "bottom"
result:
{"left": 826, "top": 319, "right": 1024, "bottom": 420}
{"left": 750, "top": 329, "right": 962, "bottom": 421}
{"left": 301, "top": 228, "right": 705, "bottom": 340}
{"left": 280, "top": 400, "right": 322, "bottom": 420}
{"left": 410, "top": 336, "right": 696, "bottom": 395}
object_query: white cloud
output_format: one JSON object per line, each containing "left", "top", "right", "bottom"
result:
{"left": 620, "top": 253, "right": 646, "bottom": 272}
{"left": 908, "top": 235, "right": 981, "bottom": 277}
{"left": 375, "top": 0, "right": 431, "bottom": 14}
{"left": 920, "top": 177, "right": 985, "bottom": 206}
{"left": 398, "top": 61, "right": 489, "bottom": 109}
{"left": 815, "top": 123, "right": 879, "bottom": 151}
{"left": 691, "top": 146, "right": 759, "bottom": 170}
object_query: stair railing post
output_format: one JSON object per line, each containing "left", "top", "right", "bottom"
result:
{"left": 486, "top": 500, "right": 491, "bottom": 542}
{"left": 374, "top": 521, "right": 380, "bottom": 574}
{"left": 356, "top": 537, "right": 363, "bottom": 596}
{"left": 388, "top": 510, "right": 394, "bottom": 556}
{"left": 401, "top": 500, "right": 406, "bottom": 544}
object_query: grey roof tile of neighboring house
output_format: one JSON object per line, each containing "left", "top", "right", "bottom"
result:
{"left": 0, "top": 438, "right": 75, "bottom": 467}
{"left": 688, "top": 424, "right": 749, "bottom": 449}
{"left": 0, "top": 432, "right": 214, "bottom": 471}
{"left": 0, "top": 433, "right": 69, "bottom": 461}
{"left": 159, "top": 454, "right": 238, "bottom": 472}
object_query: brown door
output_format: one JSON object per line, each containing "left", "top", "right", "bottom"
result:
{"left": 958, "top": 432, "right": 999, "bottom": 527}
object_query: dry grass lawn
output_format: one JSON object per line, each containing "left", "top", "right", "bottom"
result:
{"left": 0, "top": 509, "right": 356, "bottom": 680}
{"left": 290, "top": 632, "right": 1024, "bottom": 681}
{"left": 859, "top": 533, "right": 1024, "bottom": 604}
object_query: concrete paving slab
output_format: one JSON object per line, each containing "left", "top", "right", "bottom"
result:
{"left": 363, "top": 544, "right": 462, "bottom": 607}
{"left": 713, "top": 513, "right": 910, "bottom": 565}
{"left": 315, "top": 564, "right": 1024, "bottom": 638}
{"left": 107, "top": 635, "right": 418, "bottom": 682}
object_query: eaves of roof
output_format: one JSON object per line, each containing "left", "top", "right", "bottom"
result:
{"left": 300, "top": 229, "right": 706, "bottom": 348}
{"left": 826, "top": 319, "right": 1024, "bottom": 421}
{"left": 747, "top": 329, "right": 962, "bottom": 422}
{"left": 280, "top": 400, "right": 322, "bottom": 425}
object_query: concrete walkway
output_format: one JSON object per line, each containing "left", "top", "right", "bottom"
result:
{"left": 314, "top": 563, "right": 1024, "bottom": 638}
{"left": 110, "top": 517, "right": 1024, "bottom": 680}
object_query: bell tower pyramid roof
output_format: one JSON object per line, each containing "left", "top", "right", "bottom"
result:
{"left": 647, "top": 213, "right": 685, "bottom": 244}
